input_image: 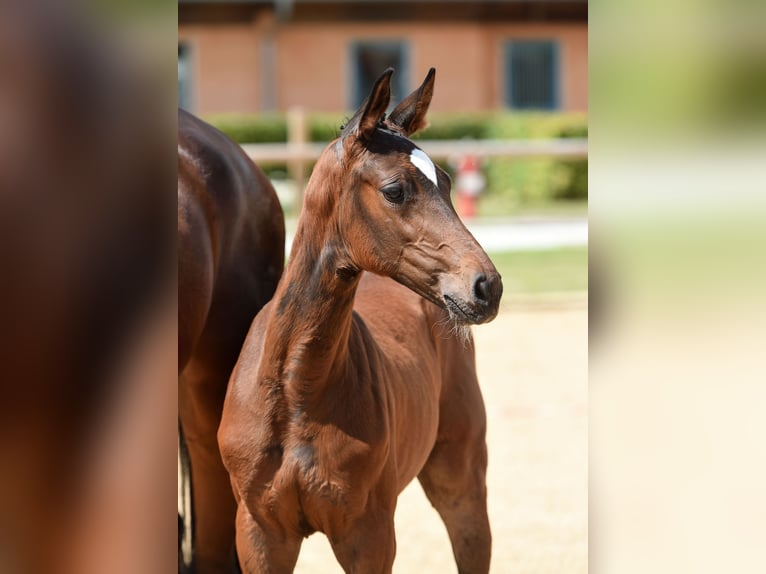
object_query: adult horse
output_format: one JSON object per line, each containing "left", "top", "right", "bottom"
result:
{"left": 179, "top": 109, "right": 285, "bottom": 573}
{"left": 219, "top": 68, "right": 502, "bottom": 573}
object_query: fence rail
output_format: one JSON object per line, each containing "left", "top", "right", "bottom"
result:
{"left": 237, "top": 108, "right": 587, "bottom": 208}
{"left": 241, "top": 138, "right": 588, "bottom": 164}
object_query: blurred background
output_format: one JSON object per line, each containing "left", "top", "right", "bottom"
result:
{"left": 2, "top": 0, "right": 764, "bottom": 572}
{"left": 179, "top": 1, "right": 588, "bottom": 573}
{"left": 589, "top": 1, "right": 766, "bottom": 573}
{"left": 178, "top": 0, "right": 589, "bottom": 291}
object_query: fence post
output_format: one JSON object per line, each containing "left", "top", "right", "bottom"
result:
{"left": 287, "top": 107, "right": 307, "bottom": 214}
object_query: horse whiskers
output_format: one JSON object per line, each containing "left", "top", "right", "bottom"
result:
{"left": 433, "top": 312, "right": 472, "bottom": 348}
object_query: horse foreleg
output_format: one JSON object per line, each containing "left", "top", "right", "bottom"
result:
{"left": 179, "top": 371, "right": 237, "bottom": 574}
{"left": 418, "top": 432, "right": 491, "bottom": 574}
{"left": 328, "top": 505, "right": 396, "bottom": 574}
{"left": 234, "top": 504, "right": 302, "bottom": 574}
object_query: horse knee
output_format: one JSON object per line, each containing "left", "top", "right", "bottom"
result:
{"left": 422, "top": 438, "right": 487, "bottom": 488}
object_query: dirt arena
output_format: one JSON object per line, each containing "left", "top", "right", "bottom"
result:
{"left": 294, "top": 299, "right": 588, "bottom": 573}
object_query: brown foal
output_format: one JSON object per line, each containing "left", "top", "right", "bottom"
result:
{"left": 219, "top": 69, "right": 502, "bottom": 574}
{"left": 178, "top": 109, "right": 285, "bottom": 573}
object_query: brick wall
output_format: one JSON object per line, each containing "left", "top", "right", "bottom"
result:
{"left": 179, "top": 18, "right": 587, "bottom": 115}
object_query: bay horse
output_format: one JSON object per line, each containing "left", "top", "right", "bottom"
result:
{"left": 219, "top": 68, "right": 502, "bottom": 573}
{"left": 179, "top": 109, "right": 285, "bottom": 573}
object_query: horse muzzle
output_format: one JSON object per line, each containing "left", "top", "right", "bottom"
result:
{"left": 442, "top": 271, "right": 502, "bottom": 325}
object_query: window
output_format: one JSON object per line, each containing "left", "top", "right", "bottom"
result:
{"left": 178, "top": 43, "right": 192, "bottom": 111}
{"left": 505, "top": 40, "right": 559, "bottom": 110}
{"left": 350, "top": 41, "right": 408, "bottom": 109}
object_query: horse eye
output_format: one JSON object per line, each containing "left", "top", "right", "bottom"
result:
{"left": 380, "top": 183, "right": 405, "bottom": 204}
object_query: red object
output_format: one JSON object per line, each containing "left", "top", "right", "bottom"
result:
{"left": 458, "top": 192, "right": 478, "bottom": 219}
{"left": 455, "top": 154, "right": 484, "bottom": 220}
{"left": 458, "top": 155, "right": 480, "bottom": 172}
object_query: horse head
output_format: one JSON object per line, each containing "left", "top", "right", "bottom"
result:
{"left": 321, "top": 68, "right": 502, "bottom": 325}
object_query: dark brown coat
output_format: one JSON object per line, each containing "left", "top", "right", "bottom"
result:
{"left": 178, "top": 109, "right": 285, "bottom": 574}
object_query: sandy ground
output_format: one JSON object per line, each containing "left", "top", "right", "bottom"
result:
{"left": 294, "top": 299, "right": 588, "bottom": 573}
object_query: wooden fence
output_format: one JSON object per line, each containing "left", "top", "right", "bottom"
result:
{"left": 239, "top": 108, "right": 588, "bottom": 208}
{"left": 241, "top": 138, "right": 589, "bottom": 163}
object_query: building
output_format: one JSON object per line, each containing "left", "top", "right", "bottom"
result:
{"left": 178, "top": 0, "right": 587, "bottom": 115}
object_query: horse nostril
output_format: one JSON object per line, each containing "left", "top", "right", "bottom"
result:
{"left": 473, "top": 272, "right": 502, "bottom": 305}
{"left": 473, "top": 273, "right": 489, "bottom": 303}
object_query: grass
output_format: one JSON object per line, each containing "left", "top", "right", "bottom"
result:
{"left": 477, "top": 196, "right": 588, "bottom": 218}
{"left": 488, "top": 246, "right": 588, "bottom": 295}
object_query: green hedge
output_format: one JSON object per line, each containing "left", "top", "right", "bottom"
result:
{"left": 204, "top": 111, "right": 587, "bottom": 204}
{"left": 480, "top": 113, "right": 588, "bottom": 203}
{"left": 204, "top": 112, "right": 348, "bottom": 144}
{"left": 550, "top": 124, "right": 588, "bottom": 200}
{"left": 417, "top": 113, "right": 494, "bottom": 140}
{"left": 205, "top": 113, "right": 288, "bottom": 143}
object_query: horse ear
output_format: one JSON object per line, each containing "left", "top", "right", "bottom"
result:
{"left": 349, "top": 68, "right": 394, "bottom": 141}
{"left": 388, "top": 68, "right": 435, "bottom": 136}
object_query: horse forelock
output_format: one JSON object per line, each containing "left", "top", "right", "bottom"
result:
{"left": 337, "top": 119, "right": 414, "bottom": 164}
{"left": 333, "top": 120, "right": 441, "bottom": 192}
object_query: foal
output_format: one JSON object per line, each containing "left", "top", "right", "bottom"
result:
{"left": 219, "top": 68, "right": 502, "bottom": 573}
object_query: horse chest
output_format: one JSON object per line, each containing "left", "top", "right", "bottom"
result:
{"left": 282, "top": 414, "right": 389, "bottom": 527}
{"left": 242, "top": 442, "right": 370, "bottom": 537}
{"left": 297, "top": 457, "right": 383, "bottom": 536}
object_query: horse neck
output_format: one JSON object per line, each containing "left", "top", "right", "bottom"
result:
{"left": 260, "top": 156, "right": 360, "bottom": 398}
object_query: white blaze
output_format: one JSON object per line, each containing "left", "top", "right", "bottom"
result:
{"left": 409, "top": 148, "right": 438, "bottom": 187}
